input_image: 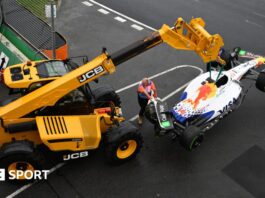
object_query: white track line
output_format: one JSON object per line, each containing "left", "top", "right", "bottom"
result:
{"left": 114, "top": 16, "right": 127, "bottom": 23}
{"left": 82, "top": 1, "right": 93, "bottom": 7}
{"left": 116, "top": 65, "right": 202, "bottom": 93}
{"left": 98, "top": 8, "right": 109, "bottom": 15}
{"left": 89, "top": 0, "right": 157, "bottom": 31}
{"left": 131, "top": 24, "right": 144, "bottom": 31}
{"left": 253, "top": 12, "right": 265, "bottom": 19}
{"left": 245, "top": 19, "right": 263, "bottom": 28}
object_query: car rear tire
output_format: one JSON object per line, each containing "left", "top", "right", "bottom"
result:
{"left": 145, "top": 102, "right": 158, "bottom": 124}
{"left": 179, "top": 126, "right": 204, "bottom": 151}
{"left": 256, "top": 72, "right": 265, "bottom": 92}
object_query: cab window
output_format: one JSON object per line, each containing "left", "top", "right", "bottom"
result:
{"left": 36, "top": 61, "right": 69, "bottom": 78}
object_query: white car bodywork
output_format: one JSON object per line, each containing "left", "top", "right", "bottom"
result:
{"left": 172, "top": 58, "right": 264, "bottom": 124}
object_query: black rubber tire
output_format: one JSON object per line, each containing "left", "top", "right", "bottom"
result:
{"left": 220, "top": 50, "right": 232, "bottom": 70}
{"left": 0, "top": 150, "right": 46, "bottom": 183}
{"left": 145, "top": 102, "right": 158, "bottom": 124}
{"left": 93, "top": 86, "right": 121, "bottom": 108}
{"left": 154, "top": 124, "right": 162, "bottom": 137}
{"left": 179, "top": 126, "right": 204, "bottom": 151}
{"left": 256, "top": 72, "right": 265, "bottom": 92}
{"left": 105, "top": 122, "right": 143, "bottom": 164}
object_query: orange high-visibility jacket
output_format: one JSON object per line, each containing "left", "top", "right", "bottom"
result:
{"left": 137, "top": 80, "right": 156, "bottom": 99}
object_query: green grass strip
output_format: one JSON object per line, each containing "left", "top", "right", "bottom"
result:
{"left": 16, "top": 0, "right": 58, "bottom": 21}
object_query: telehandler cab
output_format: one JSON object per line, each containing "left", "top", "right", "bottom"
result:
{"left": 0, "top": 17, "right": 224, "bottom": 182}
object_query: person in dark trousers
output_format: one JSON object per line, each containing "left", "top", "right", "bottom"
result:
{"left": 137, "top": 78, "right": 157, "bottom": 125}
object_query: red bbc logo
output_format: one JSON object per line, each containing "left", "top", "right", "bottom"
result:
{"left": 0, "top": 169, "right": 5, "bottom": 181}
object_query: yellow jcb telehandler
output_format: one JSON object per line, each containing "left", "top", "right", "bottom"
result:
{"left": 0, "top": 18, "right": 224, "bottom": 182}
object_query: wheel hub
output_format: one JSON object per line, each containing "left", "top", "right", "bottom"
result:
{"left": 116, "top": 140, "right": 137, "bottom": 159}
{"left": 8, "top": 161, "right": 35, "bottom": 180}
{"left": 16, "top": 162, "right": 28, "bottom": 171}
{"left": 120, "top": 142, "right": 129, "bottom": 150}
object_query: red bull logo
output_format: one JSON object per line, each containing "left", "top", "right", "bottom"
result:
{"left": 193, "top": 82, "right": 217, "bottom": 108}
{"left": 177, "top": 82, "right": 217, "bottom": 116}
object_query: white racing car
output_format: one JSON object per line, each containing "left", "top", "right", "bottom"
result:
{"left": 145, "top": 50, "right": 265, "bottom": 150}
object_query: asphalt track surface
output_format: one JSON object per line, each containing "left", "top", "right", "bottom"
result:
{"left": 1, "top": 0, "right": 265, "bottom": 197}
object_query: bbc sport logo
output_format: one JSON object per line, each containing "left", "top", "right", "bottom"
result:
{"left": 0, "top": 169, "right": 5, "bottom": 181}
{"left": 0, "top": 169, "right": 49, "bottom": 181}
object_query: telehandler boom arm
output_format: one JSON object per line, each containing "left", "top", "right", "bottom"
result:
{"left": 1, "top": 17, "right": 224, "bottom": 119}
{"left": 112, "top": 18, "right": 223, "bottom": 65}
